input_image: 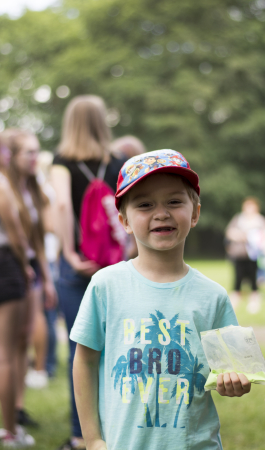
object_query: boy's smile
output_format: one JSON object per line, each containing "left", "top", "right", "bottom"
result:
{"left": 119, "top": 173, "right": 200, "bottom": 257}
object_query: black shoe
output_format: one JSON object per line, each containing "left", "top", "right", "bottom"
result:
{"left": 16, "top": 409, "right": 39, "bottom": 428}
{"left": 57, "top": 439, "right": 86, "bottom": 450}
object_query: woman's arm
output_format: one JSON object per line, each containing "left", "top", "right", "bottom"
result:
{"left": 50, "top": 165, "right": 99, "bottom": 277}
{"left": 35, "top": 245, "right": 57, "bottom": 309}
{"left": 0, "top": 183, "right": 28, "bottom": 269}
{"left": 73, "top": 344, "right": 107, "bottom": 450}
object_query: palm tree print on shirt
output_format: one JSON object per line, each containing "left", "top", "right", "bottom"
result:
{"left": 111, "top": 310, "right": 206, "bottom": 429}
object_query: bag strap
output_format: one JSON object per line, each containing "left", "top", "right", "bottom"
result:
{"left": 77, "top": 161, "right": 107, "bottom": 182}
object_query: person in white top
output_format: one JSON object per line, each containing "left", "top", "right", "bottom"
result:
{"left": 37, "top": 151, "right": 60, "bottom": 378}
{"left": 4, "top": 129, "right": 57, "bottom": 425}
{"left": 0, "top": 134, "right": 35, "bottom": 447}
{"left": 225, "top": 196, "right": 265, "bottom": 313}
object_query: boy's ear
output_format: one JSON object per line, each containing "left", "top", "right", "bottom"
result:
{"left": 191, "top": 204, "right": 201, "bottom": 228}
{"left": 118, "top": 213, "right": 133, "bottom": 235}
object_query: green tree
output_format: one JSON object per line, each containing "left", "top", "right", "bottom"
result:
{"left": 1, "top": 0, "right": 265, "bottom": 253}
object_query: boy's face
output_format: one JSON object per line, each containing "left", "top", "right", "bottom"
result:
{"left": 119, "top": 173, "right": 200, "bottom": 256}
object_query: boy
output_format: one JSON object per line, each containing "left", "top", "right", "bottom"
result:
{"left": 71, "top": 150, "right": 251, "bottom": 450}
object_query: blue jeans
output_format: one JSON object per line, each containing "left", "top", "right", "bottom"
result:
{"left": 45, "top": 262, "right": 59, "bottom": 377}
{"left": 57, "top": 254, "right": 91, "bottom": 438}
{"left": 45, "top": 306, "right": 58, "bottom": 377}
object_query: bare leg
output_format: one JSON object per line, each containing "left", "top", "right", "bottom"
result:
{"left": 0, "top": 300, "right": 21, "bottom": 434}
{"left": 15, "top": 290, "right": 34, "bottom": 409}
{"left": 31, "top": 287, "right": 48, "bottom": 371}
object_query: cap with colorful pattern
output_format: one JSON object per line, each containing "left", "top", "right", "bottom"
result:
{"left": 115, "top": 149, "right": 200, "bottom": 209}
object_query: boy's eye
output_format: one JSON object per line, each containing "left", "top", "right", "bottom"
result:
{"left": 138, "top": 202, "right": 152, "bottom": 208}
{"left": 169, "top": 200, "right": 181, "bottom": 205}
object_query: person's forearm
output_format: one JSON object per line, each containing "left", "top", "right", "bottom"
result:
{"left": 73, "top": 346, "right": 105, "bottom": 449}
{"left": 0, "top": 198, "right": 28, "bottom": 269}
{"left": 5, "top": 217, "right": 27, "bottom": 266}
{"left": 51, "top": 166, "right": 76, "bottom": 260}
{"left": 59, "top": 201, "right": 76, "bottom": 261}
{"left": 8, "top": 233, "right": 27, "bottom": 268}
{"left": 36, "top": 248, "right": 52, "bottom": 283}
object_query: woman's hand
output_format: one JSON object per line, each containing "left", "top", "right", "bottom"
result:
{"left": 24, "top": 264, "right": 36, "bottom": 286}
{"left": 67, "top": 252, "right": 101, "bottom": 277}
{"left": 43, "top": 280, "right": 58, "bottom": 310}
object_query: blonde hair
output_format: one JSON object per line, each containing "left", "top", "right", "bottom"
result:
{"left": 0, "top": 133, "right": 7, "bottom": 150}
{"left": 58, "top": 95, "right": 112, "bottom": 162}
{"left": 3, "top": 128, "right": 48, "bottom": 254}
{"left": 0, "top": 133, "right": 8, "bottom": 173}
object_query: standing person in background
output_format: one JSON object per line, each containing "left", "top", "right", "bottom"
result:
{"left": 51, "top": 95, "right": 125, "bottom": 450}
{"left": 111, "top": 135, "right": 146, "bottom": 160}
{"left": 0, "top": 135, "right": 35, "bottom": 447}
{"left": 38, "top": 151, "right": 61, "bottom": 378}
{"left": 225, "top": 196, "right": 265, "bottom": 314}
{"left": 111, "top": 135, "right": 146, "bottom": 259}
{"left": 5, "top": 129, "right": 57, "bottom": 425}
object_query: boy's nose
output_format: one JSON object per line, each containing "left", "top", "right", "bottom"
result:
{"left": 153, "top": 206, "right": 170, "bottom": 220}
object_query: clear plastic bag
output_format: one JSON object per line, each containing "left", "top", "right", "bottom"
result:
{"left": 200, "top": 325, "right": 265, "bottom": 391}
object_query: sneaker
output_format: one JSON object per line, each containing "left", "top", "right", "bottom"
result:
{"left": 16, "top": 409, "right": 39, "bottom": 428}
{"left": 15, "top": 426, "right": 35, "bottom": 446}
{"left": 25, "top": 369, "right": 48, "bottom": 389}
{"left": 1, "top": 431, "right": 18, "bottom": 448}
{"left": 247, "top": 292, "right": 262, "bottom": 314}
{"left": 229, "top": 291, "right": 241, "bottom": 310}
{"left": 56, "top": 438, "right": 86, "bottom": 450}
{"left": 0, "top": 427, "right": 35, "bottom": 448}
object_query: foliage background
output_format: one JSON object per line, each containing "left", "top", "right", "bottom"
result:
{"left": 1, "top": 0, "right": 265, "bottom": 255}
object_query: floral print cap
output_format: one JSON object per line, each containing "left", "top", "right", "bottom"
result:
{"left": 115, "top": 149, "right": 200, "bottom": 209}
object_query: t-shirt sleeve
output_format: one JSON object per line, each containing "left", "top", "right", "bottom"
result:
{"left": 70, "top": 277, "right": 106, "bottom": 351}
{"left": 212, "top": 294, "right": 238, "bottom": 329}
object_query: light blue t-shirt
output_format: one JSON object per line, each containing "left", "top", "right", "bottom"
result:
{"left": 70, "top": 261, "right": 238, "bottom": 450}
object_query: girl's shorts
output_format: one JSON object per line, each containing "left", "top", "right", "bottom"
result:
{"left": 0, "top": 246, "right": 26, "bottom": 304}
{"left": 29, "top": 257, "right": 42, "bottom": 289}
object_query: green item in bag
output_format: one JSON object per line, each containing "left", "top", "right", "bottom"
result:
{"left": 200, "top": 325, "right": 265, "bottom": 391}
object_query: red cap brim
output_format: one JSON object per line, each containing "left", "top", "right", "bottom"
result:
{"left": 115, "top": 165, "right": 200, "bottom": 209}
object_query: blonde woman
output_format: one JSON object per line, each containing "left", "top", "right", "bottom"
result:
{"left": 51, "top": 95, "right": 125, "bottom": 450}
{"left": 0, "top": 134, "right": 34, "bottom": 447}
{"left": 225, "top": 197, "right": 265, "bottom": 313}
{"left": 5, "top": 129, "right": 57, "bottom": 425}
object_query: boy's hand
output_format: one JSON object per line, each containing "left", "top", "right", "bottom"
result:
{"left": 217, "top": 372, "right": 251, "bottom": 397}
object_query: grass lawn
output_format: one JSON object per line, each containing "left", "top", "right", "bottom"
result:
{"left": 23, "top": 342, "right": 70, "bottom": 450}
{"left": 1, "top": 260, "right": 264, "bottom": 449}
{"left": 188, "top": 259, "right": 265, "bottom": 327}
